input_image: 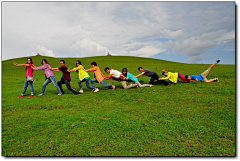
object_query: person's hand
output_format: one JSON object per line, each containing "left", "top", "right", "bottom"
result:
{"left": 70, "top": 69, "right": 73, "bottom": 72}
{"left": 31, "top": 66, "right": 35, "bottom": 70}
{"left": 158, "top": 78, "right": 161, "bottom": 80}
{"left": 13, "top": 62, "right": 17, "bottom": 66}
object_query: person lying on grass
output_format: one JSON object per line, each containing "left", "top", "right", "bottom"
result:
{"left": 50, "top": 60, "right": 80, "bottom": 95}
{"left": 185, "top": 59, "right": 220, "bottom": 83}
{"left": 159, "top": 70, "right": 187, "bottom": 84}
{"left": 122, "top": 68, "right": 153, "bottom": 88}
{"left": 70, "top": 60, "right": 95, "bottom": 93}
{"left": 31, "top": 59, "right": 62, "bottom": 96}
{"left": 104, "top": 67, "right": 138, "bottom": 89}
{"left": 13, "top": 57, "right": 35, "bottom": 98}
{"left": 133, "top": 67, "right": 171, "bottom": 86}
{"left": 84, "top": 62, "right": 115, "bottom": 92}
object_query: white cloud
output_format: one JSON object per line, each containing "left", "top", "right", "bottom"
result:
{"left": 71, "top": 37, "right": 109, "bottom": 57}
{"left": 200, "top": 30, "right": 226, "bottom": 41}
{"left": 159, "top": 29, "right": 184, "bottom": 39}
{"left": 166, "top": 36, "right": 216, "bottom": 63}
{"left": 129, "top": 45, "right": 166, "bottom": 57}
{"left": 35, "top": 45, "right": 55, "bottom": 57}
{"left": 200, "top": 29, "right": 235, "bottom": 45}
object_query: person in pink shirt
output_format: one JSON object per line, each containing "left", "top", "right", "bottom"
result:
{"left": 13, "top": 58, "right": 35, "bottom": 98}
{"left": 31, "top": 59, "right": 62, "bottom": 96}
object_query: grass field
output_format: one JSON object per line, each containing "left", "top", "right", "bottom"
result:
{"left": 1, "top": 56, "right": 235, "bottom": 156}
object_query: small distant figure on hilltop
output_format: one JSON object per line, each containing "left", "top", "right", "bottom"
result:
{"left": 36, "top": 53, "right": 41, "bottom": 56}
{"left": 107, "top": 52, "right": 111, "bottom": 56}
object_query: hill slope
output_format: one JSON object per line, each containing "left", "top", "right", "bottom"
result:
{"left": 2, "top": 56, "right": 235, "bottom": 156}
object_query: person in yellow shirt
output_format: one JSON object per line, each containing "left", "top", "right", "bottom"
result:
{"left": 70, "top": 60, "right": 95, "bottom": 93}
{"left": 159, "top": 70, "right": 187, "bottom": 83}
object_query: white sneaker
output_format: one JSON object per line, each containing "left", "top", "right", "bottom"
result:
{"left": 215, "top": 78, "right": 219, "bottom": 82}
{"left": 38, "top": 93, "right": 43, "bottom": 96}
{"left": 94, "top": 88, "right": 99, "bottom": 92}
{"left": 79, "top": 89, "right": 83, "bottom": 93}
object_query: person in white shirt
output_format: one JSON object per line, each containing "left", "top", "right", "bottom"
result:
{"left": 104, "top": 67, "right": 138, "bottom": 89}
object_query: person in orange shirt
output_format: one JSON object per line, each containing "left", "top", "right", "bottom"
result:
{"left": 84, "top": 62, "right": 115, "bottom": 92}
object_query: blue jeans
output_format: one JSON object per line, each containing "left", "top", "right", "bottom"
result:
{"left": 91, "top": 79, "right": 112, "bottom": 88}
{"left": 78, "top": 78, "right": 95, "bottom": 90}
{"left": 22, "top": 78, "right": 34, "bottom": 94}
{"left": 41, "top": 76, "right": 61, "bottom": 94}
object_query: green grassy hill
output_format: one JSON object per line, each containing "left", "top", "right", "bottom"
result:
{"left": 1, "top": 56, "right": 235, "bottom": 156}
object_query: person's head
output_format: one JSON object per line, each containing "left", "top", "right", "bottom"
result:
{"left": 91, "top": 62, "right": 97, "bottom": 67}
{"left": 122, "top": 68, "right": 127, "bottom": 76}
{"left": 26, "top": 58, "right": 33, "bottom": 64}
{"left": 60, "top": 60, "right": 65, "bottom": 67}
{"left": 41, "top": 59, "right": 48, "bottom": 65}
{"left": 185, "top": 75, "right": 191, "bottom": 82}
{"left": 75, "top": 60, "right": 82, "bottom": 73}
{"left": 138, "top": 67, "right": 143, "bottom": 72}
{"left": 76, "top": 60, "right": 82, "bottom": 67}
{"left": 105, "top": 67, "right": 110, "bottom": 73}
{"left": 26, "top": 58, "right": 34, "bottom": 71}
{"left": 162, "top": 69, "right": 168, "bottom": 76}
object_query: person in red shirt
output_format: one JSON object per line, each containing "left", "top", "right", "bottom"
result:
{"left": 50, "top": 60, "right": 80, "bottom": 95}
{"left": 13, "top": 57, "right": 35, "bottom": 98}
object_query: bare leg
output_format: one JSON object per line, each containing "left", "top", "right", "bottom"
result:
{"left": 208, "top": 62, "right": 217, "bottom": 71}
{"left": 205, "top": 78, "right": 216, "bottom": 83}
{"left": 136, "top": 82, "right": 153, "bottom": 87}
{"left": 121, "top": 81, "right": 137, "bottom": 89}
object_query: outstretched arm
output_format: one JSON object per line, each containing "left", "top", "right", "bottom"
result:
{"left": 133, "top": 72, "right": 145, "bottom": 78}
{"left": 51, "top": 68, "right": 60, "bottom": 71}
{"left": 104, "top": 74, "right": 113, "bottom": 79}
{"left": 70, "top": 67, "right": 77, "bottom": 72}
{"left": 13, "top": 62, "right": 30, "bottom": 67}
{"left": 159, "top": 74, "right": 170, "bottom": 80}
{"left": 189, "top": 79, "right": 198, "bottom": 82}
{"left": 84, "top": 67, "right": 96, "bottom": 72}
{"left": 193, "top": 78, "right": 198, "bottom": 82}
{"left": 123, "top": 76, "right": 128, "bottom": 80}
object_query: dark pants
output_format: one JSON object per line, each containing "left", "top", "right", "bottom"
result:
{"left": 150, "top": 74, "right": 169, "bottom": 86}
{"left": 57, "top": 77, "right": 79, "bottom": 94}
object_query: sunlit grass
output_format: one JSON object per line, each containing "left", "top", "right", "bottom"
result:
{"left": 2, "top": 56, "right": 235, "bottom": 156}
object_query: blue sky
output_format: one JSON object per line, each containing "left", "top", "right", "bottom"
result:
{"left": 2, "top": 1, "right": 235, "bottom": 64}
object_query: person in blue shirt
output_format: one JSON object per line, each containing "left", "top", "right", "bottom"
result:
{"left": 122, "top": 68, "right": 153, "bottom": 87}
{"left": 185, "top": 59, "right": 220, "bottom": 83}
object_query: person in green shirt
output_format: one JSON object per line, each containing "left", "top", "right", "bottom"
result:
{"left": 70, "top": 60, "right": 95, "bottom": 93}
{"left": 122, "top": 68, "right": 153, "bottom": 87}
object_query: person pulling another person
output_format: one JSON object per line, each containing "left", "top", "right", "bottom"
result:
{"left": 104, "top": 67, "right": 138, "bottom": 89}
{"left": 50, "top": 60, "right": 80, "bottom": 95}
{"left": 133, "top": 67, "right": 171, "bottom": 86}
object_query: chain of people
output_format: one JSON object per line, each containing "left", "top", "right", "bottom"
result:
{"left": 13, "top": 58, "right": 220, "bottom": 98}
